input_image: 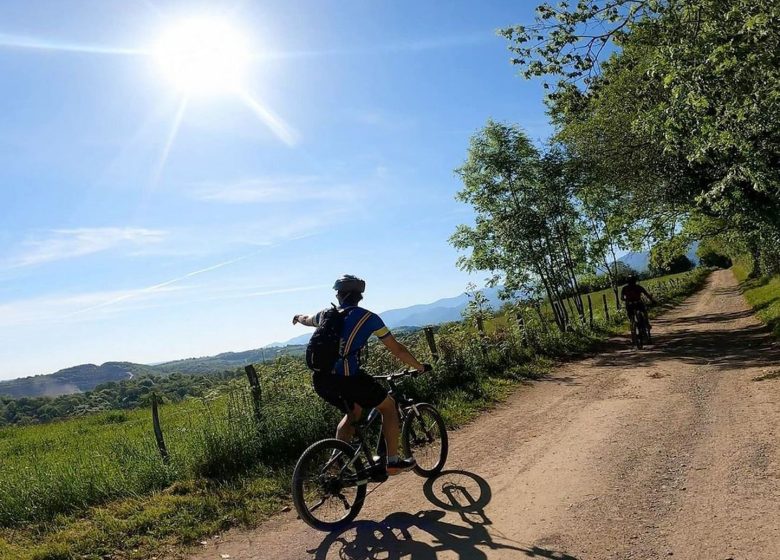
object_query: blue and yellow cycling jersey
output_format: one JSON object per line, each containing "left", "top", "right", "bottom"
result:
{"left": 312, "top": 306, "right": 391, "bottom": 376}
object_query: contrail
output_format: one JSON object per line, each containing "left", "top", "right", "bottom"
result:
{"left": 65, "top": 252, "right": 259, "bottom": 317}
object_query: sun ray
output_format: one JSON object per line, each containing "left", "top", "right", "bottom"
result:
{"left": 150, "top": 96, "right": 188, "bottom": 189}
{"left": 0, "top": 32, "right": 146, "bottom": 55}
{"left": 236, "top": 89, "right": 299, "bottom": 147}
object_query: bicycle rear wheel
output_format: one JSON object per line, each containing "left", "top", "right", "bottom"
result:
{"left": 636, "top": 312, "right": 648, "bottom": 348}
{"left": 402, "top": 403, "right": 448, "bottom": 477}
{"left": 291, "top": 438, "right": 367, "bottom": 531}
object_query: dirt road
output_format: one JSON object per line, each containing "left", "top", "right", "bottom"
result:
{"left": 192, "top": 270, "right": 780, "bottom": 559}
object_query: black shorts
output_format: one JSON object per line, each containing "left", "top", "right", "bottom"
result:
{"left": 626, "top": 301, "right": 647, "bottom": 319}
{"left": 312, "top": 371, "right": 387, "bottom": 413}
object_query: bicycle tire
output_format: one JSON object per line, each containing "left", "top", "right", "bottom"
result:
{"left": 401, "top": 403, "right": 448, "bottom": 477}
{"left": 636, "top": 312, "right": 649, "bottom": 349}
{"left": 291, "top": 438, "right": 367, "bottom": 531}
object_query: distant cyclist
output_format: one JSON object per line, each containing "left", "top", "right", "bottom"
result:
{"left": 621, "top": 275, "right": 657, "bottom": 330}
{"left": 293, "top": 274, "right": 430, "bottom": 475}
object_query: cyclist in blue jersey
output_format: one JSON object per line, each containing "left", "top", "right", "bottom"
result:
{"left": 293, "top": 274, "right": 429, "bottom": 475}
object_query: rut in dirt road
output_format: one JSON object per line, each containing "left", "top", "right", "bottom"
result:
{"left": 191, "top": 270, "right": 780, "bottom": 560}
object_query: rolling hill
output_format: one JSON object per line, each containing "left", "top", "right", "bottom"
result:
{"left": 0, "top": 287, "right": 502, "bottom": 399}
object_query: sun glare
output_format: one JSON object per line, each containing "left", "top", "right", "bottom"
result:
{"left": 153, "top": 17, "right": 250, "bottom": 96}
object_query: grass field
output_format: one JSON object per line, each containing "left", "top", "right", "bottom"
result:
{"left": 733, "top": 260, "right": 780, "bottom": 338}
{"left": 0, "top": 268, "right": 711, "bottom": 560}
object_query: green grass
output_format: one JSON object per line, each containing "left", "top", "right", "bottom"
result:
{"left": 0, "top": 268, "right": 711, "bottom": 560}
{"left": 733, "top": 260, "right": 780, "bottom": 338}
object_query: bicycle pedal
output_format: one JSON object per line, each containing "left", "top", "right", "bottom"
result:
{"left": 370, "top": 471, "right": 389, "bottom": 483}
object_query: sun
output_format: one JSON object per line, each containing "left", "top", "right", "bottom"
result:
{"left": 153, "top": 17, "right": 251, "bottom": 96}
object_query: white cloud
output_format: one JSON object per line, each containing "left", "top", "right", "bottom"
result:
{"left": 0, "top": 286, "right": 182, "bottom": 328}
{"left": 3, "top": 227, "right": 167, "bottom": 268}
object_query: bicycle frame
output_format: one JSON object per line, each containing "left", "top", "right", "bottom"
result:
{"left": 339, "top": 374, "right": 419, "bottom": 478}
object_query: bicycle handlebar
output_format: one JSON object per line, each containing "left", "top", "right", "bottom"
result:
{"left": 374, "top": 363, "right": 432, "bottom": 381}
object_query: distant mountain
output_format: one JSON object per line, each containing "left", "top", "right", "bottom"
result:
{"left": 618, "top": 251, "right": 650, "bottom": 272}
{"left": 0, "top": 286, "right": 507, "bottom": 399}
{"left": 270, "top": 286, "right": 506, "bottom": 347}
{"left": 0, "top": 348, "right": 308, "bottom": 399}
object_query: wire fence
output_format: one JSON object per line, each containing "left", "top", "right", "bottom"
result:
{"left": 0, "top": 267, "right": 712, "bottom": 527}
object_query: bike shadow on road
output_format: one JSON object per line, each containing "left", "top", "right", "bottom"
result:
{"left": 309, "top": 469, "right": 580, "bottom": 560}
{"left": 591, "top": 316, "right": 780, "bottom": 372}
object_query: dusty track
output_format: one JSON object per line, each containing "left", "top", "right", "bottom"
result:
{"left": 192, "top": 270, "right": 780, "bottom": 559}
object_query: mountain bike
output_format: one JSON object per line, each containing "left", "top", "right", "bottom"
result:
{"left": 291, "top": 369, "right": 448, "bottom": 531}
{"left": 630, "top": 306, "right": 652, "bottom": 349}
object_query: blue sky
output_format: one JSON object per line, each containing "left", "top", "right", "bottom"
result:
{"left": 0, "top": 0, "right": 551, "bottom": 380}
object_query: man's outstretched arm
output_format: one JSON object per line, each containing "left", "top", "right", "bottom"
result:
{"left": 380, "top": 334, "right": 426, "bottom": 372}
{"left": 292, "top": 314, "right": 317, "bottom": 327}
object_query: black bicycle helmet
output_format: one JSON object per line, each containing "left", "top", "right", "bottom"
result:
{"left": 333, "top": 274, "right": 365, "bottom": 293}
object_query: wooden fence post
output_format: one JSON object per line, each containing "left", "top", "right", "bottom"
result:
{"left": 587, "top": 294, "right": 594, "bottom": 327}
{"left": 602, "top": 293, "right": 610, "bottom": 321}
{"left": 423, "top": 326, "right": 439, "bottom": 361}
{"left": 535, "top": 303, "right": 549, "bottom": 333}
{"left": 475, "top": 316, "right": 488, "bottom": 357}
{"left": 151, "top": 393, "right": 169, "bottom": 464}
{"left": 244, "top": 364, "right": 262, "bottom": 421}
{"left": 554, "top": 301, "right": 569, "bottom": 331}
{"left": 516, "top": 312, "right": 528, "bottom": 346}
{"left": 561, "top": 302, "right": 571, "bottom": 331}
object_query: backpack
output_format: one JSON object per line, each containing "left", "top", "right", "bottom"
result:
{"left": 305, "top": 306, "right": 346, "bottom": 374}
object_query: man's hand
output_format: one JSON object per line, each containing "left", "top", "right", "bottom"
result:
{"left": 292, "top": 314, "right": 303, "bottom": 325}
{"left": 417, "top": 363, "right": 433, "bottom": 374}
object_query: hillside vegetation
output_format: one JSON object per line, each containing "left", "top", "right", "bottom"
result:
{"left": 733, "top": 260, "right": 780, "bottom": 339}
{"left": 0, "top": 347, "right": 307, "bottom": 400}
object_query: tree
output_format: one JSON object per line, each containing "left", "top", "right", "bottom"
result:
{"left": 502, "top": 0, "right": 780, "bottom": 276}
{"left": 697, "top": 244, "right": 733, "bottom": 269}
{"left": 649, "top": 252, "right": 693, "bottom": 276}
{"left": 462, "top": 283, "right": 494, "bottom": 330}
{"left": 450, "top": 121, "right": 587, "bottom": 331}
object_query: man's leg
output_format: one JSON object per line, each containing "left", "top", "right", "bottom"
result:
{"left": 375, "top": 396, "right": 400, "bottom": 457}
{"left": 336, "top": 403, "right": 362, "bottom": 443}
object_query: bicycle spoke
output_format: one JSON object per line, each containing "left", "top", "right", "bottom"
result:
{"left": 294, "top": 440, "right": 364, "bottom": 527}
{"left": 336, "top": 493, "right": 351, "bottom": 510}
{"left": 405, "top": 407, "right": 446, "bottom": 473}
{"left": 308, "top": 497, "right": 327, "bottom": 513}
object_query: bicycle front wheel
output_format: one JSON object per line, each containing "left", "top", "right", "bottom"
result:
{"left": 402, "top": 403, "right": 448, "bottom": 477}
{"left": 291, "top": 438, "right": 367, "bottom": 531}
